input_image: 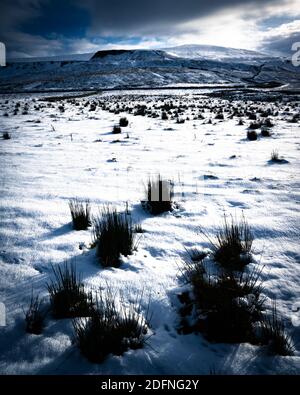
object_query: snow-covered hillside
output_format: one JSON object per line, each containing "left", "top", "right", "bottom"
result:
{"left": 1, "top": 46, "right": 299, "bottom": 92}
{"left": 163, "top": 44, "right": 270, "bottom": 62}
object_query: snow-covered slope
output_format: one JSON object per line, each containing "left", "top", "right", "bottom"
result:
{"left": 0, "top": 47, "right": 299, "bottom": 92}
{"left": 163, "top": 44, "right": 271, "bottom": 62}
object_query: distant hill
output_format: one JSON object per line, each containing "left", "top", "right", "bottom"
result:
{"left": 163, "top": 44, "right": 271, "bottom": 63}
{"left": 9, "top": 52, "right": 93, "bottom": 63}
{"left": 1, "top": 45, "right": 298, "bottom": 92}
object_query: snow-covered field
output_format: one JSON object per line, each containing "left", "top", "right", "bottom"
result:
{"left": 0, "top": 89, "right": 299, "bottom": 374}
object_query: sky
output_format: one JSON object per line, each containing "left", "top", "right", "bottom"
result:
{"left": 0, "top": 0, "right": 299, "bottom": 58}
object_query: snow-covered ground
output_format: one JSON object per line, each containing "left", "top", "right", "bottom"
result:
{"left": 0, "top": 89, "right": 299, "bottom": 374}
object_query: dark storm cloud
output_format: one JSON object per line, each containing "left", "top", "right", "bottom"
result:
{"left": 81, "top": 0, "right": 279, "bottom": 35}
{"left": 258, "top": 14, "right": 296, "bottom": 30}
{"left": 0, "top": 0, "right": 296, "bottom": 58}
{"left": 0, "top": 0, "right": 279, "bottom": 38}
{"left": 260, "top": 31, "right": 300, "bottom": 56}
{"left": 0, "top": 0, "right": 44, "bottom": 34}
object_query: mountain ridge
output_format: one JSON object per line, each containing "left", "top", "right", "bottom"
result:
{"left": 1, "top": 45, "right": 299, "bottom": 92}
{"left": 9, "top": 44, "right": 275, "bottom": 63}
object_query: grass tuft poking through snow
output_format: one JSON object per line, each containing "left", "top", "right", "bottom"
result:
{"left": 119, "top": 117, "right": 129, "bottom": 127}
{"left": 93, "top": 207, "right": 135, "bottom": 268}
{"left": 2, "top": 131, "right": 11, "bottom": 140}
{"left": 185, "top": 248, "right": 208, "bottom": 263}
{"left": 25, "top": 293, "right": 47, "bottom": 335}
{"left": 112, "top": 125, "right": 122, "bottom": 134}
{"left": 134, "top": 223, "right": 145, "bottom": 233}
{"left": 73, "top": 289, "right": 151, "bottom": 364}
{"left": 68, "top": 198, "right": 91, "bottom": 231}
{"left": 204, "top": 296, "right": 258, "bottom": 343}
{"left": 260, "top": 301, "right": 294, "bottom": 356}
{"left": 204, "top": 214, "right": 253, "bottom": 270}
{"left": 161, "top": 111, "right": 168, "bottom": 120}
{"left": 142, "top": 174, "right": 174, "bottom": 215}
{"left": 181, "top": 259, "right": 264, "bottom": 343}
{"left": 247, "top": 130, "right": 258, "bottom": 140}
{"left": 261, "top": 128, "right": 271, "bottom": 137}
{"left": 47, "top": 263, "right": 93, "bottom": 319}
{"left": 271, "top": 150, "right": 279, "bottom": 162}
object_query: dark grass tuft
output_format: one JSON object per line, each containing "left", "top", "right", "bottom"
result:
{"left": 142, "top": 174, "right": 174, "bottom": 215}
{"left": 204, "top": 214, "right": 253, "bottom": 270}
{"left": 2, "top": 132, "right": 11, "bottom": 140}
{"left": 134, "top": 223, "right": 145, "bottom": 233}
{"left": 271, "top": 150, "right": 279, "bottom": 161}
{"left": 185, "top": 260, "right": 263, "bottom": 312}
{"left": 182, "top": 260, "right": 264, "bottom": 343}
{"left": 263, "top": 118, "right": 274, "bottom": 128}
{"left": 215, "top": 113, "right": 224, "bottom": 120}
{"left": 112, "top": 125, "right": 122, "bottom": 134}
{"left": 161, "top": 111, "right": 168, "bottom": 120}
{"left": 47, "top": 263, "right": 93, "bottom": 319}
{"left": 248, "top": 113, "right": 257, "bottom": 120}
{"left": 119, "top": 117, "right": 129, "bottom": 127}
{"left": 247, "top": 130, "right": 258, "bottom": 140}
{"left": 270, "top": 149, "right": 288, "bottom": 163}
{"left": 260, "top": 301, "right": 294, "bottom": 356}
{"left": 186, "top": 248, "right": 208, "bottom": 263}
{"left": 69, "top": 198, "right": 91, "bottom": 230}
{"left": 269, "top": 150, "right": 288, "bottom": 164}
{"left": 204, "top": 298, "right": 257, "bottom": 343}
{"left": 93, "top": 207, "right": 135, "bottom": 268}
{"left": 73, "top": 290, "right": 151, "bottom": 363}
{"left": 248, "top": 122, "right": 261, "bottom": 130}
{"left": 261, "top": 128, "right": 271, "bottom": 137}
{"left": 25, "top": 293, "right": 47, "bottom": 335}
